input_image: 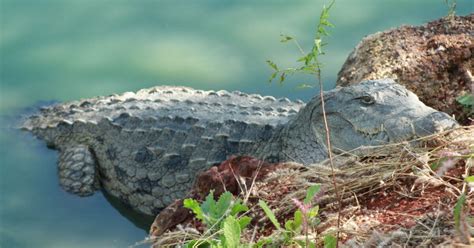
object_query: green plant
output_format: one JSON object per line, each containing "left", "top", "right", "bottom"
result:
{"left": 434, "top": 150, "right": 473, "bottom": 245}
{"left": 443, "top": 0, "right": 457, "bottom": 18}
{"left": 183, "top": 191, "right": 251, "bottom": 247}
{"left": 456, "top": 93, "right": 473, "bottom": 118}
{"left": 266, "top": 0, "right": 335, "bottom": 87}
{"left": 453, "top": 193, "right": 471, "bottom": 244}
{"left": 182, "top": 2, "right": 342, "bottom": 246}
{"left": 454, "top": 158, "right": 474, "bottom": 245}
{"left": 258, "top": 184, "right": 336, "bottom": 248}
{"left": 266, "top": 0, "right": 342, "bottom": 245}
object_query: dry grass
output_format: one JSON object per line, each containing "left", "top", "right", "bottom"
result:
{"left": 148, "top": 126, "right": 473, "bottom": 247}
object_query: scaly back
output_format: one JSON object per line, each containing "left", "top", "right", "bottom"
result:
{"left": 21, "top": 86, "right": 306, "bottom": 212}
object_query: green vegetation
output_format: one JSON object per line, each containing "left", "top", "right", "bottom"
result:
{"left": 148, "top": 0, "right": 472, "bottom": 247}
{"left": 266, "top": 0, "right": 343, "bottom": 245}
{"left": 444, "top": 0, "right": 457, "bottom": 17}
{"left": 181, "top": 185, "right": 336, "bottom": 248}
{"left": 150, "top": 127, "right": 474, "bottom": 247}
{"left": 183, "top": 191, "right": 251, "bottom": 247}
{"left": 433, "top": 148, "right": 473, "bottom": 244}
{"left": 256, "top": 184, "right": 336, "bottom": 248}
{"left": 456, "top": 93, "right": 474, "bottom": 119}
{"left": 266, "top": 0, "right": 335, "bottom": 88}
{"left": 453, "top": 158, "right": 474, "bottom": 243}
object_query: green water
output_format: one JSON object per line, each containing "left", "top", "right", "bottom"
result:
{"left": 0, "top": 1, "right": 472, "bottom": 247}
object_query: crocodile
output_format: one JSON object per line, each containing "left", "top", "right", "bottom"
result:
{"left": 21, "top": 79, "right": 458, "bottom": 215}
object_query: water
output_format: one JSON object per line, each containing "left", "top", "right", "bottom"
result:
{"left": 1, "top": 1, "right": 472, "bottom": 247}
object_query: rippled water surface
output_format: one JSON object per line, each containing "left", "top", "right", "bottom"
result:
{"left": 1, "top": 1, "right": 472, "bottom": 247}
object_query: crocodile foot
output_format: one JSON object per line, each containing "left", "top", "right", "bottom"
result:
{"left": 58, "top": 145, "right": 99, "bottom": 196}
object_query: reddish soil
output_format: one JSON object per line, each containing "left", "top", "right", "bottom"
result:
{"left": 349, "top": 162, "right": 473, "bottom": 244}
{"left": 150, "top": 151, "right": 473, "bottom": 246}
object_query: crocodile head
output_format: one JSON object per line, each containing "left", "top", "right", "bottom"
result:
{"left": 308, "top": 79, "right": 458, "bottom": 153}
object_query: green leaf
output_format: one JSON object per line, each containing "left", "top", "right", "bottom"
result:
{"left": 305, "top": 53, "right": 314, "bottom": 65}
{"left": 294, "top": 240, "right": 306, "bottom": 247}
{"left": 300, "top": 65, "right": 318, "bottom": 73}
{"left": 266, "top": 60, "right": 278, "bottom": 71}
{"left": 279, "top": 72, "right": 286, "bottom": 84}
{"left": 465, "top": 176, "right": 474, "bottom": 183}
{"left": 430, "top": 158, "right": 447, "bottom": 171}
{"left": 456, "top": 93, "right": 474, "bottom": 107}
{"left": 320, "top": 19, "right": 334, "bottom": 28}
{"left": 254, "top": 238, "right": 271, "bottom": 248}
{"left": 201, "top": 191, "right": 216, "bottom": 217}
{"left": 269, "top": 71, "right": 278, "bottom": 83}
{"left": 297, "top": 55, "right": 307, "bottom": 62}
{"left": 454, "top": 193, "right": 466, "bottom": 231}
{"left": 197, "top": 190, "right": 234, "bottom": 228}
{"left": 304, "top": 184, "right": 321, "bottom": 204}
{"left": 326, "top": 20, "right": 335, "bottom": 28}
{"left": 258, "top": 200, "right": 281, "bottom": 229}
{"left": 284, "top": 220, "right": 294, "bottom": 231}
{"left": 280, "top": 34, "right": 294, "bottom": 42}
{"left": 308, "top": 206, "right": 319, "bottom": 219}
{"left": 223, "top": 216, "right": 241, "bottom": 248}
{"left": 318, "top": 26, "right": 329, "bottom": 36}
{"left": 183, "top": 240, "right": 198, "bottom": 248}
{"left": 323, "top": 234, "right": 337, "bottom": 248}
{"left": 284, "top": 210, "right": 303, "bottom": 233}
{"left": 214, "top": 191, "right": 233, "bottom": 219}
{"left": 183, "top": 198, "right": 205, "bottom": 221}
{"left": 200, "top": 193, "right": 218, "bottom": 227}
{"left": 238, "top": 216, "right": 252, "bottom": 229}
{"left": 230, "top": 201, "right": 249, "bottom": 216}
{"left": 293, "top": 210, "right": 303, "bottom": 230}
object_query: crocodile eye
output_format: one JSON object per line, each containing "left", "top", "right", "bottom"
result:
{"left": 357, "top": 95, "right": 375, "bottom": 105}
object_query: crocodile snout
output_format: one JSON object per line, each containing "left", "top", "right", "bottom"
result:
{"left": 384, "top": 110, "right": 458, "bottom": 142}
{"left": 413, "top": 111, "right": 458, "bottom": 137}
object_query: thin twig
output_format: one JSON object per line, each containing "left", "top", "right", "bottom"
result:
{"left": 317, "top": 69, "right": 342, "bottom": 247}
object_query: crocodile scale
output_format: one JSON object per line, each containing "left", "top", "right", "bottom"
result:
{"left": 22, "top": 80, "right": 458, "bottom": 215}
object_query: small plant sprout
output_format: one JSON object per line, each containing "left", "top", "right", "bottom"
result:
{"left": 444, "top": 0, "right": 457, "bottom": 18}
{"left": 456, "top": 92, "right": 473, "bottom": 120}
{"left": 453, "top": 193, "right": 470, "bottom": 244}
{"left": 266, "top": 0, "right": 335, "bottom": 88}
{"left": 183, "top": 191, "right": 251, "bottom": 247}
{"left": 258, "top": 184, "right": 336, "bottom": 248}
{"left": 292, "top": 184, "right": 323, "bottom": 247}
{"left": 266, "top": 0, "right": 342, "bottom": 245}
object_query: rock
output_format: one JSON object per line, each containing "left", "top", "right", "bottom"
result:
{"left": 337, "top": 14, "right": 473, "bottom": 124}
{"left": 149, "top": 156, "right": 280, "bottom": 237}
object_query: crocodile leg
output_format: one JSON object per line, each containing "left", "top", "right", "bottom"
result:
{"left": 58, "top": 145, "right": 99, "bottom": 196}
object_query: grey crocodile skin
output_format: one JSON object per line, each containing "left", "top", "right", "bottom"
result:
{"left": 21, "top": 79, "right": 458, "bottom": 215}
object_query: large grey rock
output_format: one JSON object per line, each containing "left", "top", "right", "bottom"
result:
{"left": 21, "top": 79, "right": 458, "bottom": 215}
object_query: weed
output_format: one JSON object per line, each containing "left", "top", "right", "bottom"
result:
{"left": 444, "top": 0, "right": 457, "bottom": 18}
{"left": 456, "top": 93, "right": 473, "bottom": 121}
{"left": 266, "top": 0, "right": 342, "bottom": 245}
{"left": 258, "top": 184, "right": 336, "bottom": 248}
{"left": 183, "top": 191, "right": 251, "bottom": 247}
